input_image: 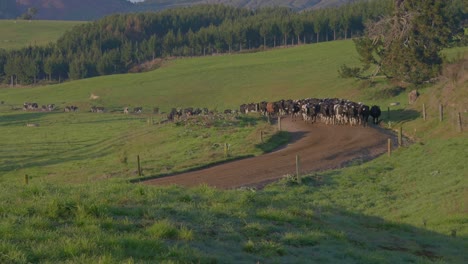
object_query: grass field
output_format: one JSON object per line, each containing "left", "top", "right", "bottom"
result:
{"left": 0, "top": 40, "right": 466, "bottom": 263}
{"left": 0, "top": 20, "right": 85, "bottom": 50}
{"left": 0, "top": 40, "right": 372, "bottom": 111}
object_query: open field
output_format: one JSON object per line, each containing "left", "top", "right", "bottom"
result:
{"left": 0, "top": 20, "right": 85, "bottom": 50}
{"left": 0, "top": 41, "right": 466, "bottom": 262}
{"left": 0, "top": 40, "right": 371, "bottom": 111}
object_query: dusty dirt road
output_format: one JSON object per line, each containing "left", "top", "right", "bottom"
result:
{"left": 143, "top": 117, "right": 393, "bottom": 189}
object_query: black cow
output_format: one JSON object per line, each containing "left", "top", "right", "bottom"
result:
{"left": 370, "top": 105, "right": 381, "bottom": 125}
{"left": 358, "top": 104, "right": 370, "bottom": 127}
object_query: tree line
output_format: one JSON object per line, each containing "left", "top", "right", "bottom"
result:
{"left": 0, "top": 0, "right": 463, "bottom": 85}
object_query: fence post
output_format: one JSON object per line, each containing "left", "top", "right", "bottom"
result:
{"left": 422, "top": 103, "right": 426, "bottom": 121}
{"left": 24, "top": 174, "right": 29, "bottom": 185}
{"left": 398, "top": 127, "right": 402, "bottom": 147}
{"left": 224, "top": 143, "right": 228, "bottom": 157}
{"left": 387, "top": 107, "right": 390, "bottom": 121}
{"left": 458, "top": 112, "right": 463, "bottom": 132}
{"left": 387, "top": 138, "right": 392, "bottom": 157}
{"left": 439, "top": 104, "right": 443, "bottom": 122}
{"left": 296, "top": 154, "right": 301, "bottom": 184}
{"left": 137, "top": 155, "right": 142, "bottom": 176}
{"left": 278, "top": 116, "right": 282, "bottom": 131}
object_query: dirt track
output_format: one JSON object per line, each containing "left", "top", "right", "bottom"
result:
{"left": 143, "top": 117, "right": 394, "bottom": 189}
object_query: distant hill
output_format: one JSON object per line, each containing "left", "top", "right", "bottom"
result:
{"left": 133, "top": 0, "right": 348, "bottom": 12}
{"left": 2, "top": 0, "right": 132, "bottom": 21}
{"left": 1, "top": 0, "right": 351, "bottom": 21}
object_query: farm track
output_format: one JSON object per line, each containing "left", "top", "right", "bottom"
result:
{"left": 143, "top": 117, "right": 395, "bottom": 189}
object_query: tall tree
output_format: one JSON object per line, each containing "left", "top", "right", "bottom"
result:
{"left": 343, "top": 0, "right": 460, "bottom": 85}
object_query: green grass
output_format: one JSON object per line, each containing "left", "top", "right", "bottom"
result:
{"left": 0, "top": 20, "right": 85, "bottom": 50}
{"left": 0, "top": 109, "right": 277, "bottom": 183}
{"left": 0, "top": 40, "right": 364, "bottom": 111}
{"left": 0, "top": 41, "right": 466, "bottom": 262}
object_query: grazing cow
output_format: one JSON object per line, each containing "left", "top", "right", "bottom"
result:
{"left": 123, "top": 107, "right": 129, "bottom": 114}
{"left": 184, "top": 107, "right": 194, "bottom": 117}
{"left": 23, "top": 102, "right": 38, "bottom": 111}
{"left": 167, "top": 108, "right": 182, "bottom": 121}
{"left": 193, "top": 108, "right": 202, "bottom": 115}
{"left": 64, "top": 105, "right": 78, "bottom": 112}
{"left": 370, "top": 105, "right": 381, "bottom": 125}
{"left": 91, "top": 106, "right": 105, "bottom": 113}
{"left": 134, "top": 107, "right": 143, "bottom": 114}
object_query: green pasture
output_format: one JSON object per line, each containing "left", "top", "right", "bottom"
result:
{"left": 0, "top": 40, "right": 375, "bottom": 111}
{"left": 0, "top": 137, "right": 466, "bottom": 263}
{"left": 0, "top": 20, "right": 85, "bottom": 50}
{"left": 0, "top": 41, "right": 466, "bottom": 262}
{"left": 0, "top": 108, "right": 281, "bottom": 184}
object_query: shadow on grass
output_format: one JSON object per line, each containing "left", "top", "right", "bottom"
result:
{"left": 97, "top": 188, "right": 465, "bottom": 263}
{"left": 380, "top": 109, "right": 420, "bottom": 124}
{"left": 255, "top": 131, "right": 294, "bottom": 152}
{"left": 0, "top": 111, "right": 62, "bottom": 126}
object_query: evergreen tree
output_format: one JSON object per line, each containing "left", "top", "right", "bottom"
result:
{"left": 343, "top": 0, "right": 461, "bottom": 85}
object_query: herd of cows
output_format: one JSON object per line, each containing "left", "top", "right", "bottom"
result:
{"left": 240, "top": 98, "right": 382, "bottom": 126}
{"left": 21, "top": 97, "right": 382, "bottom": 126}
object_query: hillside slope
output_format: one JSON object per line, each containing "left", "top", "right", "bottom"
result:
{"left": 2, "top": 0, "right": 351, "bottom": 20}
{"left": 0, "top": 39, "right": 466, "bottom": 263}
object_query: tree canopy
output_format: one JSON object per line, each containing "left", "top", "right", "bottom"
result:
{"left": 0, "top": 0, "right": 463, "bottom": 85}
{"left": 340, "top": 0, "right": 465, "bottom": 85}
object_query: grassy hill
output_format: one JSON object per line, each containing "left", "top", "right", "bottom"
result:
{"left": 0, "top": 20, "right": 85, "bottom": 50}
{"left": 0, "top": 41, "right": 466, "bottom": 263}
{"left": 0, "top": 40, "right": 369, "bottom": 110}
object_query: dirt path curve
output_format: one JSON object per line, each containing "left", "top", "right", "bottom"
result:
{"left": 143, "top": 117, "right": 393, "bottom": 189}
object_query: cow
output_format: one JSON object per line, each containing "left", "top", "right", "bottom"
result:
{"left": 266, "top": 102, "right": 277, "bottom": 117}
{"left": 290, "top": 103, "right": 301, "bottom": 121}
{"left": 167, "top": 108, "right": 182, "bottom": 121}
{"left": 370, "top": 105, "right": 381, "bottom": 125}
{"left": 91, "top": 106, "right": 105, "bottom": 113}
{"left": 134, "top": 107, "right": 143, "bottom": 114}
{"left": 64, "top": 106, "right": 78, "bottom": 112}
{"left": 23, "top": 102, "right": 38, "bottom": 111}
{"left": 358, "top": 104, "right": 370, "bottom": 126}
{"left": 123, "top": 107, "right": 129, "bottom": 114}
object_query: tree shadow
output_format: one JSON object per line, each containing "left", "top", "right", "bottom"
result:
{"left": 255, "top": 131, "right": 307, "bottom": 153}
{"left": 0, "top": 111, "right": 62, "bottom": 126}
{"left": 99, "top": 187, "right": 466, "bottom": 263}
{"left": 380, "top": 109, "right": 420, "bottom": 123}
